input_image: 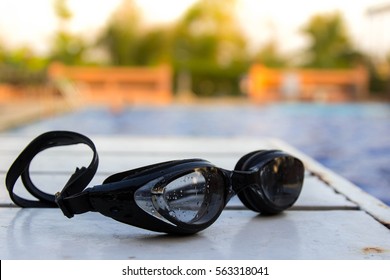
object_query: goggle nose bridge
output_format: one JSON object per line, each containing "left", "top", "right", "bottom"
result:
{"left": 229, "top": 169, "right": 260, "bottom": 197}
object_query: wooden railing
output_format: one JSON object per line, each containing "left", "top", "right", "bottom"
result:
{"left": 48, "top": 63, "right": 173, "bottom": 106}
{"left": 247, "top": 64, "right": 369, "bottom": 102}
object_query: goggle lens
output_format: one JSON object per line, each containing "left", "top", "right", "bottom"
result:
{"left": 136, "top": 167, "right": 225, "bottom": 226}
{"left": 162, "top": 170, "right": 209, "bottom": 222}
{"left": 260, "top": 156, "right": 304, "bottom": 208}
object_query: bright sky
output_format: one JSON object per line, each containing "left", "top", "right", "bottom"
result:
{"left": 0, "top": 0, "right": 389, "bottom": 56}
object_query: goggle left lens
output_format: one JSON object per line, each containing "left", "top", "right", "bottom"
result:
{"left": 135, "top": 167, "right": 226, "bottom": 226}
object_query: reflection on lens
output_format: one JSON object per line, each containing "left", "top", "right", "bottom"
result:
{"left": 260, "top": 156, "right": 304, "bottom": 208}
{"left": 161, "top": 171, "right": 207, "bottom": 222}
{"left": 156, "top": 168, "right": 225, "bottom": 225}
{"left": 134, "top": 167, "right": 225, "bottom": 226}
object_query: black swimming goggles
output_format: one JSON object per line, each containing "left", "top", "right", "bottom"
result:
{"left": 6, "top": 131, "right": 304, "bottom": 234}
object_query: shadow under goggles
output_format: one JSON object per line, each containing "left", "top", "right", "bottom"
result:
{"left": 6, "top": 131, "right": 304, "bottom": 234}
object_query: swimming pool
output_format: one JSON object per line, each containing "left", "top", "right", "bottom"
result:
{"left": 7, "top": 102, "right": 390, "bottom": 205}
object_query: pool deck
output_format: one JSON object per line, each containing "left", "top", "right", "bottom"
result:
{"left": 0, "top": 136, "right": 389, "bottom": 259}
{"left": 0, "top": 100, "right": 76, "bottom": 132}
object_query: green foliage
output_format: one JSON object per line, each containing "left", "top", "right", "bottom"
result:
{"left": 98, "top": 1, "right": 173, "bottom": 66}
{"left": 0, "top": 42, "right": 5, "bottom": 62}
{"left": 300, "top": 11, "right": 363, "bottom": 68}
{"left": 0, "top": 46, "right": 47, "bottom": 84}
{"left": 188, "top": 61, "right": 247, "bottom": 97}
{"left": 54, "top": 0, "right": 72, "bottom": 22}
{"left": 367, "top": 55, "right": 390, "bottom": 96}
{"left": 97, "top": 0, "right": 142, "bottom": 65}
{"left": 48, "top": 0, "right": 89, "bottom": 65}
{"left": 173, "top": 0, "right": 247, "bottom": 66}
{"left": 171, "top": 0, "right": 249, "bottom": 96}
{"left": 49, "top": 31, "right": 87, "bottom": 65}
{"left": 253, "top": 40, "right": 288, "bottom": 68}
{"left": 135, "top": 28, "right": 173, "bottom": 65}
{"left": 97, "top": 0, "right": 249, "bottom": 96}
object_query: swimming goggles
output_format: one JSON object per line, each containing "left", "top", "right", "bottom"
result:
{"left": 6, "top": 131, "right": 304, "bottom": 234}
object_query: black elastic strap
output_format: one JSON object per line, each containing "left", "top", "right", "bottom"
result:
{"left": 5, "top": 131, "right": 99, "bottom": 216}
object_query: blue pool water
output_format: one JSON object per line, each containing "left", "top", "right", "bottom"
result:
{"left": 8, "top": 103, "right": 390, "bottom": 205}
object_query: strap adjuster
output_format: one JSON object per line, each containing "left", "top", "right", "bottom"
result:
{"left": 55, "top": 192, "right": 74, "bottom": 218}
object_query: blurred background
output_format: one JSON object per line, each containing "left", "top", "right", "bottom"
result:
{"left": 0, "top": 0, "right": 389, "bottom": 204}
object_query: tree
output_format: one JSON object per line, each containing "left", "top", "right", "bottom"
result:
{"left": 173, "top": 0, "right": 247, "bottom": 67}
{"left": 368, "top": 52, "right": 390, "bottom": 96}
{"left": 171, "top": 0, "right": 249, "bottom": 96}
{"left": 253, "top": 40, "right": 288, "bottom": 68}
{"left": 49, "top": 0, "right": 87, "bottom": 65}
{"left": 0, "top": 39, "right": 5, "bottom": 62}
{"left": 300, "top": 12, "right": 362, "bottom": 68}
{"left": 53, "top": 0, "right": 72, "bottom": 24}
{"left": 135, "top": 27, "right": 173, "bottom": 65}
{"left": 0, "top": 34, "right": 47, "bottom": 84}
{"left": 50, "top": 32, "right": 88, "bottom": 65}
{"left": 97, "top": 0, "right": 142, "bottom": 65}
{"left": 0, "top": 45, "right": 47, "bottom": 84}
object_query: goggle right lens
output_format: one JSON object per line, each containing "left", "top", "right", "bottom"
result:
{"left": 236, "top": 151, "right": 304, "bottom": 214}
{"left": 260, "top": 156, "right": 304, "bottom": 209}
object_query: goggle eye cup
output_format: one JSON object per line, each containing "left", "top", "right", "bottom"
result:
{"left": 236, "top": 153, "right": 304, "bottom": 214}
{"left": 259, "top": 156, "right": 304, "bottom": 209}
{"left": 135, "top": 167, "right": 226, "bottom": 227}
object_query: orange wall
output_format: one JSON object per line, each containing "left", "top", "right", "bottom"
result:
{"left": 247, "top": 64, "right": 369, "bottom": 103}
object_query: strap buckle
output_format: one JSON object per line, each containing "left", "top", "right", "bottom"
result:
{"left": 55, "top": 192, "right": 74, "bottom": 218}
{"left": 55, "top": 166, "right": 90, "bottom": 218}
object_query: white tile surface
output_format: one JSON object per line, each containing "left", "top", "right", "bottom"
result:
{"left": 0, "top": 208, "right": 389, "bottom": 260}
